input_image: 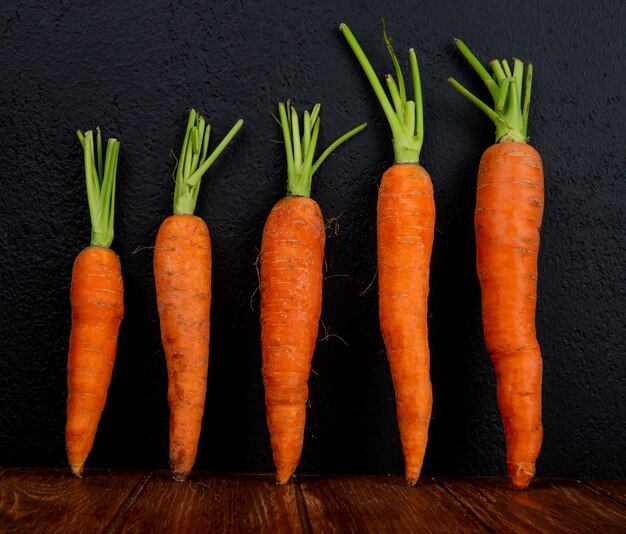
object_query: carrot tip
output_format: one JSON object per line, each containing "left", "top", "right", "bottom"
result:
{"left": 70, "top": 463, "right": 84, "bottom": 478}
{"left": 508, "top": 461, "right": 535, "bottom": 491}
{"left": 172, "top": 470, "right": 190, "bottom": 482}
{"left": 406, "top": 477, "right": 418, "bottom": 487}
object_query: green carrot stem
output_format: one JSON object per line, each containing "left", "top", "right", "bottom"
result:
{"left": 386, "top": 75, "right": 405, "bottom": 119}
{"left": 172, "top": 110, "right": 243, "bottom": 215}
{"left": 449, "top": 39, "right": 533, "bottom": 144}
{"left": 277, "top": 100, "right": 366, "bottom": 198}
{"left": 454, "top": 38, "right": 499, "bottom": 100}
{"left": 409, "top": 49, "right": 423, "bottom": 142}
{"left": 292, "top": 108, "right": 302, "bottom": 170}
{"left": 77, "top": 128, "right": 120, "bottom": 248}
{"left": 382, "top": 19, "right": 406, "bottom": 103}
{"left": 513, "top": 59, "right": 523, "bottom": 95}
{"left": 501, "top": 59, "right": 512, "bottom": 78}
{"left": 490, "top": 60, "right": 505, "bottom": 84}
{"left": 96, "top": 127, "right": 103, "bottom": 182}
{"left": 447, "top": 77, "right": 501, "bottom": 123}
{"left": 496, "top": 78, "right": 510, "bottom": 112}
{"left": 404, "top": 100, "right": 415, "bottom": 136}
{"left": 340, "top": 22, "right": 424, "bottom": 164}
{"left": 522, "top": 63, "right": 533, "bottom": 137}
{"left": 311, "top": 122, "right": 367, "bottom": 174}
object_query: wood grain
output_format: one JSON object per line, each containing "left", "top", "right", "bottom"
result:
{"left": 113, "top": 472, "right": 303, "bottom": 533}
{"left": 584, "top": 480, "right": 626, "bottom": 505}
{"left": 0, "top": 468, "right": 145, "bottom": 534}
{"left": 441, "top": 478, "right": 626, "bottom": 533}
{"left": 1, "top": 471, "right": 624, "bottom": 533}
{"left": 299, "top": 476, "right": 486, "bottom": 533}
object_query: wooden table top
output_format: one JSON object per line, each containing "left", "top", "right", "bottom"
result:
{"left": 0, "top": 469, "right": 625, "bottom": 533}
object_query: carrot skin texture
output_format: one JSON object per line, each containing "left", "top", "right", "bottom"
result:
{"left": 378, "top": 164, "right": 435, "bottom": 485}
{"left": 261, "top": 197, "right": 325, "bottom": 484}
{"left": 66, "top": 246, "right": 124, "bottom": 477}
{"left": 154, "top": 214, "right": 211, "bottom": 481}
{"left": 476, "top": 142, "right": 544, "bottom": 490}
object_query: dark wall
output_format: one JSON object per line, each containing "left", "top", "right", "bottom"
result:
{"left": 0, "top": 0, "right": 624, "bottom": 478}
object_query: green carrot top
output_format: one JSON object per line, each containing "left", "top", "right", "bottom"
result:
{"left": 77, "top": 128, "right": 120, "bottom": 249}
{"left": 276, "top": 101, "right": 366, "bottom": 198}
{"left": 340, "top": 21, "right": 424, "bottom": 164}
{"left": 173, "top": 110, "right": 243, "bottom": 215}
{"left": 448, "top": 39, "right": 533, "bottom": 144}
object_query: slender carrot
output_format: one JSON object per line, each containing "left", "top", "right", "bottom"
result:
{"left": 66, "top": 129, "right": 123, "bottom": 477}
{"left": 340, "top": 21, "right": 435, "bottom": 485}
{"left": 262, "top": 101, "right": 365, "bottom": 484}
{"left": 449, "top": 40, "right": 543, "bottom": 490}
{"left": 154, "top": 110, "right": 243, "bottom": 481}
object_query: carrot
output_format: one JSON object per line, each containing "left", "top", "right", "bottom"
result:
{"left": 262, "top": 101, "right": 365, "bottom": 484}
{"left": 449, "top": 40, "right": 543, "bottom": 490}
{"left": 66, "top": 128, "right": 123, "bottom": 477}
{"left": 340, "top": 22, "right": 435, "bottom": 485}
{"left": 154, "top": 110, "right": 243, "bottom": 481}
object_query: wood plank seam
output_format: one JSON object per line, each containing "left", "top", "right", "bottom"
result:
{"left": 436, "top": 479, "right": 497, "bottom": 533}
{"left": 580, "top": 480, "right": 626, "bottom": 507}
{"left": 103, "top": 471, "right": 152, "bottom": 534}
{"left": 294, "top": 479, "right": 313, "bottom": 534}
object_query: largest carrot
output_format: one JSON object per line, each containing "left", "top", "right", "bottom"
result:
{"left": 449, "top": 41, "right": 543, "bottom": 490}
{"left": 262, "top": 101, "right": 365, "bottom": 484}
{"left": 340, "top": 22, "right": 435, "bottom": 485}
{"left": 66, "top": 128, "right": 123, "bottom": 476}
{"left": 154, "top": 110, "right": 243, "bottom": 481}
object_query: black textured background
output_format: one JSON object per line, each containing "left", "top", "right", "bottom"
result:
{"left": 0, "top": 0, "right": 624, "bottom": 478}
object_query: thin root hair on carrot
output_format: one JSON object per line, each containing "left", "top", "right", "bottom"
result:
{"left": 359, "top": 267, "right": 378, "bottom": 297}
{"left": 250, "top": 251, "right": 261, "bottom": 311}
{"left": 325, "top": 214, "right": 342, "bottom": 236}
{"left": 132, "top": 245, "right": 156, "bottom": 254}
{"left": 318, "top": 319, "right": 349, "bottom": 346}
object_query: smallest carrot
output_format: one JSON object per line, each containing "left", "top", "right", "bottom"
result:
{"left": 66, "top": 128, "right": 124, "bottom": 477}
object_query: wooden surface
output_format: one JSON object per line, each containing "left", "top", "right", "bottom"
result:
{"left": 0, "top": 471, "right": 624, "bottom": 533}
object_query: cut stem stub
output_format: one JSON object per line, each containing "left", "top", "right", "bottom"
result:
{"left": 276, "top": 101, "right": 366, "bottom": 198}
{"left": 448, "top": 39, "right": 533, "bottom": 144}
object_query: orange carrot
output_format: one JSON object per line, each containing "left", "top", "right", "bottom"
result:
{"left": 341, "top": 22, "right": 435, "bottom": 485}
{"left": 66, "top": 129, "right": 123, "bottom": 477}
{"left": 449, "top": 40, "right": 543, "bottom": 490}
{"left": 154, "top": 110, "right": 242, "bottom": 481}
{"left": 261, "top": 101, "right": 365, "bottom": 484}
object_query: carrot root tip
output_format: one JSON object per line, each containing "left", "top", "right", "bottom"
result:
{"left": 508, "top": 461, "right": 535, "bottom": 491}
{"left": 275, "top": 471, "right": 294, "bottom": 485}
{"left": 70, "top": 463, "right": 84, "bottom": 478}
{"left": 172, "top": 470, "right": 190, "bottom": 482}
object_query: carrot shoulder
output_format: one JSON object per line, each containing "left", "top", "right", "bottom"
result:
{"left": 66, "top": 129, "right": 123, "bottom": 477}
{"left": 449, "top": 41, "right": 543, "bottom": 490}
{"left": 341, "top": 22, "right": 434, "bottom": 485}
{"left": 154, "top": 110, "right": 242, "bottom": 481}
{"left": 261, "top": 101, "right": 365, "bottom": 484}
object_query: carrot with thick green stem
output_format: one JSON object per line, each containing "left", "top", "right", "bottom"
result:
{"left": 340, "top": 22, "right": 435, "bottom": 486}
{"left": 154, "top": 110, "right": 243, "bottom": 481}
{"left": 262, "top": 101, "right": 365, "bottom": 484}
{"left": 449, "top": 40, "right": 543, "bottom": 490}
{"left": 66, "top": 128, "right": 123, "bottom": 477}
